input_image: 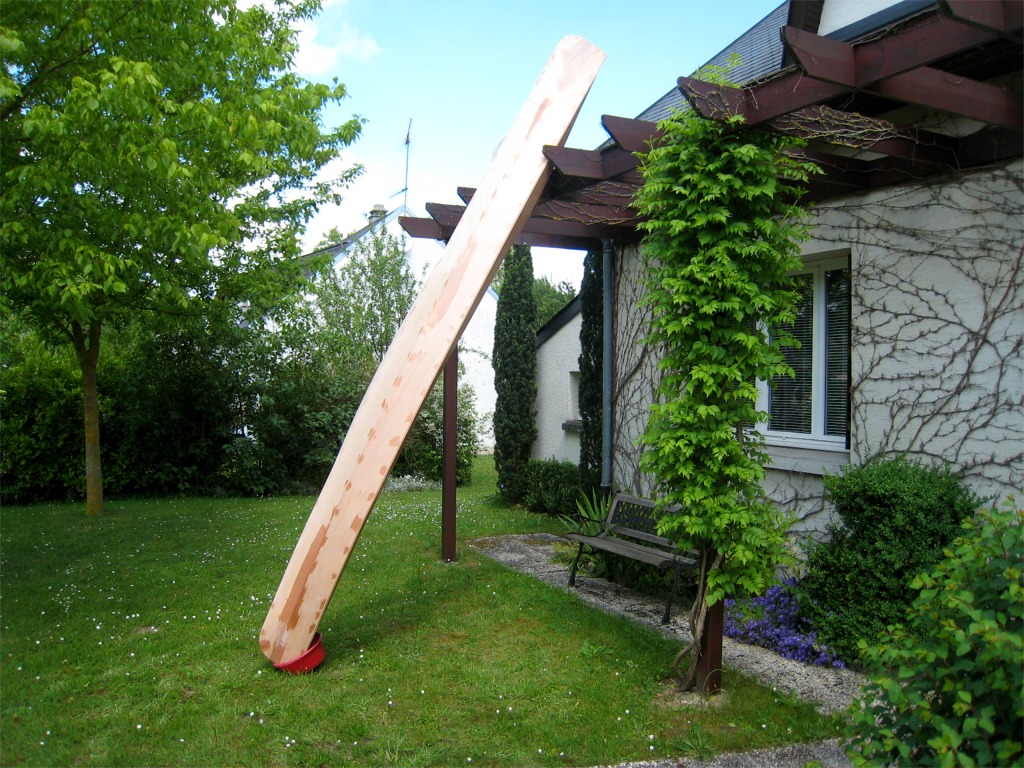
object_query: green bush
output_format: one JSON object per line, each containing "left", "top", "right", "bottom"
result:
{"left": 0, "top": 318, "right": 84, "bottom": 503}
{"left": 524, "top": 459, "right": 581, "bottom": 514}
{"left": 847, "top": 501, "right": 1023, "bottom": 767}
{"left": 393, "top": 380, "right": 480, "bottom": 487}
{"left": 798, "top": 457, "right": 982, "bottom": 662}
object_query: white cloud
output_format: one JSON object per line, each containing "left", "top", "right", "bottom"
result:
{"left": 335, "top": 21, "right": 380, "bottom": 61}
{"left": 292, "top": 19, "right": 379, "bottom": 75}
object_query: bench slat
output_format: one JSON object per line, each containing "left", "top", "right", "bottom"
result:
{"left": 566, "top": 532, "right": 697, "bottom": 569}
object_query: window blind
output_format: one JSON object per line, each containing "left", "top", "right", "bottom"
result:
{"left": 825, "top": 268, "right": 851, "bottom": 439}
{"left": 769, "top": 274, "right": 814, "bottom": 433}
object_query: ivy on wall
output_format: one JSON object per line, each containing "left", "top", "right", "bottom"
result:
{"left": 632, "top": 107, "right": 819, "bottom": 690}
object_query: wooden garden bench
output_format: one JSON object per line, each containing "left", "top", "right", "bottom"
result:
{"left": 566, "top": 493, "right": 698, "bottom": 624}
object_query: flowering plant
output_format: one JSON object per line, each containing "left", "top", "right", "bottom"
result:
{"left": 724, "top": 580, "right": 845, "bottom": 668}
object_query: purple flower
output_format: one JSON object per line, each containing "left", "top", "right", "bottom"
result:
{"left": 724, "top": 581, "right": 845, "bottom": 668}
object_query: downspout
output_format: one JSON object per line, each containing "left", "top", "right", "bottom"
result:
{"left": 601, "top": 238, "right": 614, "bottom": 492}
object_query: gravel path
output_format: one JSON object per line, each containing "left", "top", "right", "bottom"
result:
{"left": 468, "top": 533, "right": 867, "bottom": 768}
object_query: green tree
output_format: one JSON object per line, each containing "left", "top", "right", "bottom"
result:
{"left": 577, "top": 249, "right": 603, "bottom": 494}
{"left": 632, "top": 106, "right": 819, "bottom": 690}
{"left": 533, "top": 275, "right": 576, "bottom": 330}
{"left": 492, "top": 244, "right": 537, "bottom": 504}
{"left": 323, "top": 225, "right": 418, "bottom": 365}
{"left": 491, "top": 263, "right": 575, "bottom": 330}
{"left": 0, "top": 0, "right": 362, "bottom": 513}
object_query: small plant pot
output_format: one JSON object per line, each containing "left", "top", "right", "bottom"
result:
{"left": 274, "top": 633, "right": 325, "bottom": 674}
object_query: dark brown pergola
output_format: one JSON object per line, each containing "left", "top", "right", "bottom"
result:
{"left": 402, "top": 0, "right": 1022, "bottom": 248}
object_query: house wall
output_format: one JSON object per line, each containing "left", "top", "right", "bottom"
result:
{"left": 817, "top": 0, "right": 903, "bottom": 36}
{"left": 611, "top": 158, "right": 1024, "bottom": 535}
{"left": 407, "top": 238, "right": 498, "bottom": 451}
{"left": 532, "top": 311, "right": 583, "bottom": 464}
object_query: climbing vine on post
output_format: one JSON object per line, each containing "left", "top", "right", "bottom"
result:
{"left": 632, "top": 108, "right": 819, "bottom": 691}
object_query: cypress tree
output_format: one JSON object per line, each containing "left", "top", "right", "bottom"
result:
{"left": 492, "top": 244, "right": 537, "bottom": 504}
{"left": 578, "top": 249, "right": 603, "bottom": 494}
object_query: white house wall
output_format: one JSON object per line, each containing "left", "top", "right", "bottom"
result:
{"left": 816, "top": 0, "right": 903, "bottom": 36}
{"left": 611, "top": 159, "right": 1023, "bottom": 536}
{"left": 816, "top": 158, "right": 1023, "bottom": 502}
{"left": 532, "top": 312, "right": 583, "bottom": 464}
{"left": 405, "top": 234, "right": 498, "bottom": 451}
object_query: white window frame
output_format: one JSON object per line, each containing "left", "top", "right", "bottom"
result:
{"left": 756, "top": 254, "right": 850, "bottom": 452}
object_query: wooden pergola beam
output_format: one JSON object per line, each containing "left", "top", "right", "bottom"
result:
{"left": 542, "top": 145, "right": 638, "bottom": 179}
{"left": 878, "top": 68, "right": 1022, "bottom": 132}
{"left": 678, "top": 74, "right": 845, "bottom": 126}
{"left": 769, "top": 106, "right": 961, "bottom": 168}
{"left": 400, "top": 213, "right": 605, "bottom": 250}
{"left": 398, "top": 215, "right": 446, "bottom": 241}
{"left": 784, "top": 26, "right": 1023, "bottom": 131}
{"left": 784, "top": 18, "right": 1006, "bottom": 87}
{"left": 601, "top": 114, "right": 661, "bottom": 153}
{"left": 941, "top": 0, "right": 1024, "bottom": 34}
{"left": 680, "top": 8, "right": 1015, "bottom": 129}
{"left": 535, "top": 198, "right": 639, "bottom": 226}
{"left": 405, "top": 199, "right": 636, "bottom": 246}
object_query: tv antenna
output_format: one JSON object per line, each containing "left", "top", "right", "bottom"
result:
{"left": 390, "top": 118, "right": 412, "bottom": 209}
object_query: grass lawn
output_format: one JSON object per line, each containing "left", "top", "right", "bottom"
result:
{"left": 0, "top": 456, "right": 842, "bottom": 766}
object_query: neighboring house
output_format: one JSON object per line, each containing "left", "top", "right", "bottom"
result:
{"left": 404, "top": 0, "right": 1023, "bottom": 537}
{"left": 310, "top": 204, "right": 498, "bottom": 449}
{"left": 533, "top": 295, "right": 583, "bottom": 464}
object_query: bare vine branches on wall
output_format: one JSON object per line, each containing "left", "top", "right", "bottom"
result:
{"left": 610, "top": 159, "right": 1023, "bottom": 523}
{"left": 833, "top": 161, "right": 1023, "bottom": 495}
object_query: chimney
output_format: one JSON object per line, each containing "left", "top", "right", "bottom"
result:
{"left": 368, "top": 204, "right": 387, "bottom": 226}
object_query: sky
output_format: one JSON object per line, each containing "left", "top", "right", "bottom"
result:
{"left": 291, "top": 0, "right": 785, "bottom": 287}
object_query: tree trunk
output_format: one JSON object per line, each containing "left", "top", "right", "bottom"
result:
{"left": 72, "top": 321, "right": 104, "bottom": 515}
{"left": 674, "top": 547, "right": 724, "bottom": 691}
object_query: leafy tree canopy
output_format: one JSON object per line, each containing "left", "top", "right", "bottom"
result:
{"left": 491, "top": 261, "right": 575, "bottom": 330}
{"left": 0, "top": 0, "right": 362, "bottom": 512}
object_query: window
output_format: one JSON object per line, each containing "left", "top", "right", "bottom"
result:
{"left": 758, "top": 257, "right": 850, "bottom": 450}
{"left": 568, "top": 371, "right": 581, "bottom": 421}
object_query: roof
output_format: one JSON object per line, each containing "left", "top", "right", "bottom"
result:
{"left": 535, "top": 294, "right": 582, "bottom": 349}
{"left": 303, "top": 204, "right": 413, "bottom": 264}
{"left": 637, "top": 1, "right": 790, "bottom": 125}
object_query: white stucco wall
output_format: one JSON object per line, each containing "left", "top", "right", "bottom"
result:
{"left": 532, "top": 312, "right": 582, "bottom": 464}
{"left": 407, "top": 238, "right": 497, "bottom": 450}
{"left": 817, "top": 0, "right": 903, "bottom": 36}
{"left": 610, "top": 160, "right": 1024, "bottom": 537}
{"left": 815, "top": 159, "right": 1024, "bottom": 502}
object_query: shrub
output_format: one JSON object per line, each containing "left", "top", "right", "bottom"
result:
{"left": 0, "top": 318, "right": 84, "bottom": 503}
{"left": 797, "top": 457, "right": 981, "bottom": 662}
{"left": 725, "top": 580, "right": 844, "bottom": 668}
{"left": 524, "top": 458, "right": 581, "bottom": 514}
{"left": 847, "top": 501, "right": 1023, "bottom": 767}
{"left": 492, "top": 245, "right": 537, "bottom": 505}
{"left": 394, "top": 379, "right": 480, "bottom": 487}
